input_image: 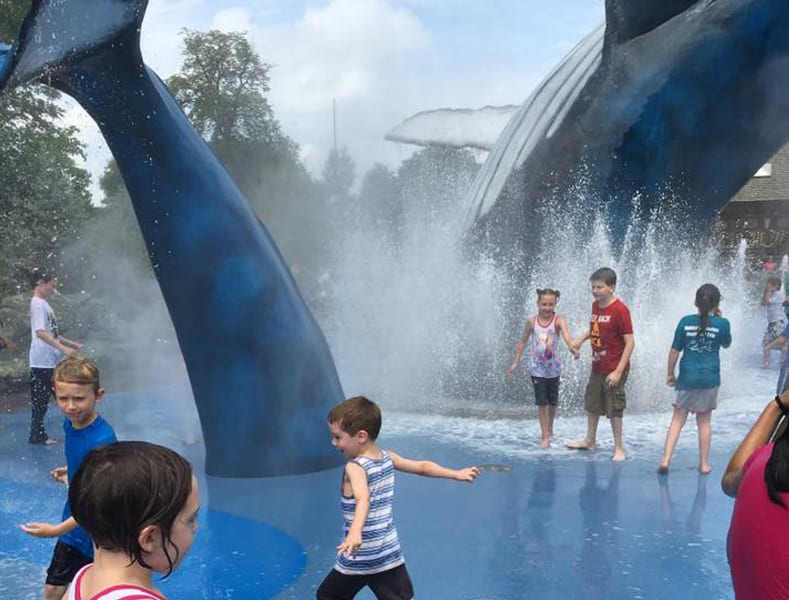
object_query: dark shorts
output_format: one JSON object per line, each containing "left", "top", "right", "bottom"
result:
{"left": 46, "top": 540, "right": 91, "bottom": 587}
{"left": 316, "top": 564, "right": 414, "bottom": 600}
{"left": 584, "top": 370, "right": 628, "bottom": 418}
{"left": 531, "top": 376, "right": 559, "bottom": 406}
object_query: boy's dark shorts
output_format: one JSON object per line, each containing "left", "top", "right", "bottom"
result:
{"left": 531, "top": 376, "right": 559, "bottom": 407}
{"left": 316, "top": 564, "right": 414, "bottom": 600}
{"left": 46, "top": 540, "right": 91, "bottom": 587}
{"left": 584, "top": 371, "right": 628, "bottom": 418}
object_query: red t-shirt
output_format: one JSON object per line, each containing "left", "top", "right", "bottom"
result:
{"left": 589, "top": 298, "right": 633, "bottom": 375}
{"left": 728, "top": 444, "right": 789, "bottom": 599}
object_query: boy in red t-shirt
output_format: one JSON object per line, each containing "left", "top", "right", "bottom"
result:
{"left": 566, "top": 267, "right": 635, "bottom": 461}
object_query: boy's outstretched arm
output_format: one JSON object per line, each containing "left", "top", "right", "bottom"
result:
{"left": 388, "top": 451, "right": 479, "bottom": 482}
{"left": 571, "top": 328, "right": 591, "bottom": 354}
{"left": 507, "top": 320, "right": 533, "bottom": 376}
{"left": 19, "top": 516, "right": 77, "bottom": 538}
{"left": 337, "top": 462, "right": 370, "bottom": 558}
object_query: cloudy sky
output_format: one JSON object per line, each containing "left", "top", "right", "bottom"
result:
{"left": 63, "top": 0, "right": 604, "bottom": 200}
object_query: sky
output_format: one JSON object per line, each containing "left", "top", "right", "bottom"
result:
{"left": 61, "top": 0, "right": 604, "bottom": 201}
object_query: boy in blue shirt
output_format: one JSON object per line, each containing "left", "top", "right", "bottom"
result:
{"left": 19, "top": 356, "right": 117, "bottom": 600}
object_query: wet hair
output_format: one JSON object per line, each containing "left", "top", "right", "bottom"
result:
{"left": 328, "top": 396, "right": 382, "bottom": 440}
{"left": 53, "top": 356, "right": 101, "bottom": 393}
{"left": 694, "top": 284, "right": 721, "bottom": 337}
{"left": 766, "top": 406, "right": 789, "bottom": 508}
{"left": 767, "top": 276, "right": 782, "bottom": 288}
{"left": 69, "top": 441, "right": 194, "bottom": 577}
{"left": 590, "top": 267, "right": 617, "bottom": 287}
{"left": 536, "top": 288, "right": 560, "bottom": 301}
{"left": 30, "top": 266, "right": 55, "bottom": 288}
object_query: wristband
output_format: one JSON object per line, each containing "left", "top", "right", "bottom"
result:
{"left": 775, "top": 395, "right": 789, "bottom": 415}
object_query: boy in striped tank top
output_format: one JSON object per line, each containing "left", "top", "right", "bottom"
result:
{"left": 319, "top": 396, "right": 479, "bottom": 600}
{"left": 508, "top": 288, "right": 578, "bottom": 448}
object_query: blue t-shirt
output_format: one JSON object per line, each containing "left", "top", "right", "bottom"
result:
{"left": 61, "top": 414, "right": 117, "bottom": 557}
{"left": 672, "top": 313, "right": 732, "bottom": 390}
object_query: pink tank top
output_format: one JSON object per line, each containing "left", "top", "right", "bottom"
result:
{"left": 67, "top": 564, "right": 166, "bottom": 600}
{"left": 528, "top": 314, "right": 562, "bottom": 378}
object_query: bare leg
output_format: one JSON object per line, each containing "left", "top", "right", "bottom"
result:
{"left": 567, "top": 413, "right": 599, "bottom": 450}
{"left": 548, "top": 404, "right": 557, "bottom": 437}
{"left": 658, "top": 407, "right": 689, "bottom": 473}
{"left": 611, "top": 416, "right": 625, "bottom": 461}
{"left": 538, "top": 406, "right": 550, "bottom": 447}
{"left": 696, "top": 411, "right": 712, "bottom": 474}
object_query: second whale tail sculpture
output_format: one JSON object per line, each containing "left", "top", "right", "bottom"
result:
{"left": 1, "top": 0, "right": 343, "bottom": 477}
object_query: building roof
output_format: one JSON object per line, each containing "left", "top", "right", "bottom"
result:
{"left": 732, "top": 144, "right": 789, "bottom": 203}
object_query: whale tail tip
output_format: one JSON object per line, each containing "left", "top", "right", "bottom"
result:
{"left": 0, "top": 0, "right": 147, "bottom": 91}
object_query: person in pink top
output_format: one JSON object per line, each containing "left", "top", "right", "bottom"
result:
{"left": 65, "top": 441, "right": 200, "bottom": 600}
{"left": 722, "top": 390, "right": 789, "bottom": 599}
{"left": 566, "top": 267, "right": 635, "bottom": 462}
{"left": 508, "top": 288, "right": 578, "bottom": 447}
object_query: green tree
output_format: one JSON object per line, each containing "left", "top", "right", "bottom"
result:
{"left": 358, "top": 163, "right": 403, "bottom": 242}
{"left": 0, "top": 1, "right": 94, "bottom": 292}
{"left": 166, "top": 29, "right": 331, "bottom": 304}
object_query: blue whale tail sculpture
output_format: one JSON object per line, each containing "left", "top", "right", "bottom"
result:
{"left": 1, "top": 0, "right": 344, "bottom": 477}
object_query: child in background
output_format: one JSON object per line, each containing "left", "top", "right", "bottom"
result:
{"left": 762, "top": 276, "right": 786, "bottom": 368}
{"left": 765, "top": 321, "right": 789, "bottom": 396}
{"left": 658, "top": 284, "right": 731, "bottom": 475}
{"left": 319, "top": 396, "right": 478, "bottom": 600}
{"left": 508, "top": 288, "right": 578, "bottom": 447}
{"left": 65, "top": 441, "right": 199, "bottom": 599}
{"left": 567, "top": 267, "right": 635, "bottom": 462}
{"left": 20, "top": 357, "right": 117, "bottom": 600}
{"left": 28, "top": 267, "right": 83, "bottom": 444}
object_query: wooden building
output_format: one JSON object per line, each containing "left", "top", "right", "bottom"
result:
{"left": 715, "top": 145, "right": 789, "bottom": 265}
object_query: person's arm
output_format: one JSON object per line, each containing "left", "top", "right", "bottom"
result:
{"left": 606, "top": 333, "right": 634, "bottom": 386}
{"left": 721, "top": 393, "right": 789, "bottom": 498}
{"left": 388, "top": 450, "right": 479, "bottom": 481}
{"left": 766, "top": 335, "right": 788, "bottom": 352}
{"left": 666, "top": 347, "right": 680, "bottom": 387}
{"left": 19, "top": 516, "right": 78, "bottom": 538}
{"left": 762, "top": 283, "right": 773, "bottom": 306}
{"left": 35, "top": 330, "right": 77, "bottom": 357}
{"left": 557, "top": 316, "right": 579, "bottom": 359}
{"left": 572, "top": 328, "right": 591, "bottom": 353}
{"left": 507, "top": 320, "right": 533, "bottom": 376}
{"left": 336, "top": 462, "right": 369, "bottom": 558}
{"left": 58, "top": 336, "right": 83, "bottom": 351}
{"left": 0, "top": 333, "right": 17, "bottom": 352}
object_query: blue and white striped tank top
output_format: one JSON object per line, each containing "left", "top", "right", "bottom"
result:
{"left": 336, "top": 451, "right": 404, "bottom": 575}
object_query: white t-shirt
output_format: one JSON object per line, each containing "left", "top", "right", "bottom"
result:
{"left": 29, "top": 296, "right": 63, "bottom": 368}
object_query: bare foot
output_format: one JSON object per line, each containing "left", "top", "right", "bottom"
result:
{"left": 539, "top": 439, "right": 550, "bottom": 449}
{"left": 566, "top": 439, "right": 595, "bottom": 451}
{"left": 44, "top": 438, "right": 58, "bottom": 446}
{"left": 763, "top": 360, "right": 771, "bottom": 369}
{"left": 656, "top": 465, "right": 669, "bottom": 475}
{"left": 612, "top": 448, "right": 626, "bottom": 462}
{"left": 699, "top": 465, "right": 712, "bottom": 475}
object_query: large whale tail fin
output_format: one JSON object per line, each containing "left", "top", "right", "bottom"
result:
{"left": 0, "top": 0, "right": 145, "bottom": 91}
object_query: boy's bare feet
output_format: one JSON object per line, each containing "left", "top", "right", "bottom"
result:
{"left": 539, "top": 439, "right": 550, "bottom": 449}
{"left": 566, "top": 439, "right": 595, "bottom": 451}
{"left": 612, "top": 448, "right": 626, "bottom": 462}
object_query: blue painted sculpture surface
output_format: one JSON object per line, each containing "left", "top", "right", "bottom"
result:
{"left": 0, "top": 0, "right": 343, "bottom": 477}
{"left": 389, "top": 0, "right": 789, "bottom": 260}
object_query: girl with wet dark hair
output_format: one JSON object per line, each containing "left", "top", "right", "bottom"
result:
{"left": 658, "top": 284, "right": 731, "bottom": 475}
{"left": 65, "top": 441, "right": 200, "bottom": 600}
{"left": 723, "top": 391, "right": 789, "bottom": 598}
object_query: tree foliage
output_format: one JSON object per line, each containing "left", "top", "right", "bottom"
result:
{"left": 0, "top": 0, "right": 94, "bottom": 292}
